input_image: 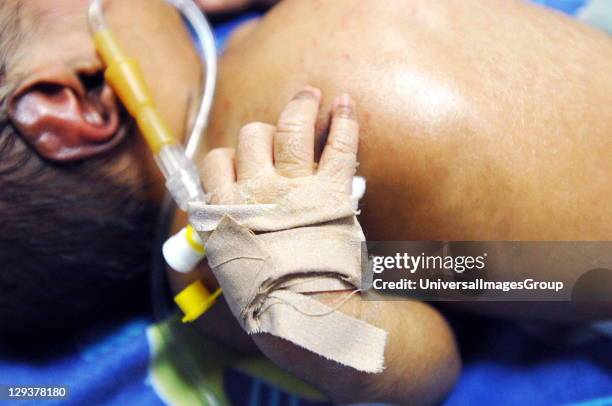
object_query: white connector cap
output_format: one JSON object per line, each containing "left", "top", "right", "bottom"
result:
{"left": 163, "top": 226, "right": 206, "bottom": 273}
{"left": 352, "top": 176, "right": 366, "bottom": 201}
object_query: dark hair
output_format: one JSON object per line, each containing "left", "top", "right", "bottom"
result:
{"left": 0, "top": 4, "right": 158, "bottom": 338}
{"left": 0, "top": 126, "right": 158, "bottom": 337}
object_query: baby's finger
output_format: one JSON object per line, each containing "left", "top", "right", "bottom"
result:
{"left": 200, "top": 148, "right": 236, "bottom": 194}
{"left": 317, "top": 94, "right": 359, "bottom": 190}
{"left": 274, "top": 86, "right": 321, "bottom": 178}
{"left": 236, "top": 122, "right": 275, "bottom": 181}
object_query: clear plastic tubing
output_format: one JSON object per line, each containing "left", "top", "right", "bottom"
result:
{"left": 87, "top": 0, "right": 217, "bottom": 210}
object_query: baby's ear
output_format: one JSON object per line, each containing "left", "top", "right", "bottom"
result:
{"left": 8, "top": 67, "right": 125, "bottom": 162}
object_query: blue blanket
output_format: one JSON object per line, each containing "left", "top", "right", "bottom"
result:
{"left": 1, "top": 1, "right": 611, "bottom": 405}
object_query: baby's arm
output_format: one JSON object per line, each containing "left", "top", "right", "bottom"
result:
{"left": 256, "top": 294, "right": 460, "bottom": 405}
{"left": 193, "top": 87, "right": 460, "bottom": 404}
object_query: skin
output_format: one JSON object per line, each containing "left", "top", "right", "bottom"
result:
{"left": 192, "top": 0, "right": 612, "bottom": 321}
{"left": 207, "top": 0, "right": 612, "bottom": 241}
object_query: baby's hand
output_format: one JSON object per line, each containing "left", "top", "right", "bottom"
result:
{"left": 201, "top": 86, "right": 359, "bottom": 206}
{"left": 193, "top": 87, "right": 461, "bottom": 403}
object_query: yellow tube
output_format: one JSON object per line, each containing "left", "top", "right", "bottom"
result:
{"left": 93, "top": 29, "right": 175, "bottom": 153}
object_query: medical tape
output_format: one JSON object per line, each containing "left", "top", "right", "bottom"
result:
{"left": 188, "top": 182, "right": 387, "bottom": 373}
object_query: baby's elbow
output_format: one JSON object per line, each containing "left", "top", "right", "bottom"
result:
{"left": 253, "top": 298, "right": 461, "bottom": 405}
{"left": 359, "top": 301, "right": 461, "bottom": 405}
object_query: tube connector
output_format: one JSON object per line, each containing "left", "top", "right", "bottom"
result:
{"left": 163, "top": 225, "right": 206, "bottom": 273}
{"left": 156, "top": 145, "right": 206, "bottom": 210}
{"left": 93, "top": 29, "right": 176, "bottom": 153}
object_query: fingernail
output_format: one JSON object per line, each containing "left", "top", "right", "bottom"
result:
{"left": 294, "top": 85, "right": 321, "bottom": 100}
{"left": 332, "top": 93, "right": 356, "bottom": 119}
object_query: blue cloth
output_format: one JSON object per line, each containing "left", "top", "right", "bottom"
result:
{"left": 445, "top": 318, "right": 612, "bottom": 406}
{"left": 1, "top": 1, "right": 610, "bottom": 405}
{"left": 532, "top": 0, "right": 586, "bottom": 15}
{"left": 0, "top": 317, "right": 164, "bottom": 406}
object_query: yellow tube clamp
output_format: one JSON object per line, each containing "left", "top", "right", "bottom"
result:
{"left": 174, "top": 280, "right": 222, "bottom": 323}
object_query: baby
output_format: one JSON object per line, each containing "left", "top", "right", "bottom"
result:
{"left": 0, "top": 0, "right": 609, "bottom": 403}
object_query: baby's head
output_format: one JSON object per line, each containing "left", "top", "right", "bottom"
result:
{"left": 0, "top": 0, "right": 202, "bottom": 337}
